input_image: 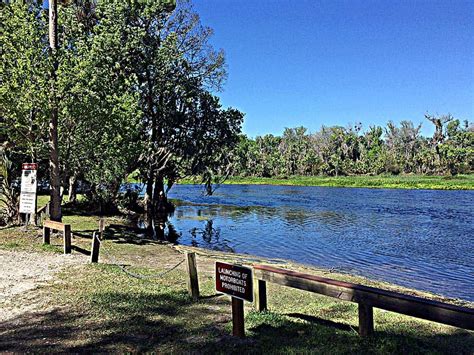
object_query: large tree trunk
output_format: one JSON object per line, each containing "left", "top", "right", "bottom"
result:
{"left": 48, "top": 0, "right": 61, "bottom": 221}
{"left": 153, "top": 173, "right": 165, "bottom": 207}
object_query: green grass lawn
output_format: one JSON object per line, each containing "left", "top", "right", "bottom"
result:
{"left": 1, "top": 207, "right": 473, "bottom": 353}
{"left": 180, "top": 174, "right": 474, "bottom": 190}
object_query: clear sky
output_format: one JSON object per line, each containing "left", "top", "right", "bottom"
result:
{"left": 193, "top": 0, "right": 474, "bottom": 138}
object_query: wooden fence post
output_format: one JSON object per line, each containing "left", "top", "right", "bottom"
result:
{"left": 232, "top": 297, "right": 245, "bottom": 338}
{"left": 254, "top": 279, "right": 267, "bottom": 312}
{"left": 90, "top": 231, "right": 100, "bottom": 263}
{"left": 43, "top": 226, "right": 50, "bottom": 245}
{"left": 185, "top": 252, "right": 199, "bottom": 301}
{"left": 64, "top": 224, "right": 72, "bottom": 254}
{"left": 358, "top": 303, "right": 374, "bottom": 337}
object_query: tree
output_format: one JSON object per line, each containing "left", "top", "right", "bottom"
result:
{"left": 229, "top": 115, "right": 474, "bottom": 178}
{"left": 425, "top": 113, "right": 454, "bottom": 170}
{"left": 358, "top": 126, "right": 385, "bottom": 174}
{"left": 176, "top": 92, "right": 243, "bottom": 195}
{"left": 44, "top": 0, "right": 92, "bottom": 216}
{"left": 0, "top": 2, "right": 49, "bottom": 162}
{"left": 384, "top": 120, "right": 422, "bottom": 174}
{"left": 46, "top": 0, "right": 63, "bottom": 221}
{"left": 0, "top": 147, "right": 20, "bottom": 225}
{"left": 440, "top": 119, "right": 474, "bottom": 175}
{"left": 256, "top": 134, "right": 283, "bottom": 177}
{"left": 1, "top": 2, "right": 50, "bottom": 224}
{"left": 88, "top": 0, "right": 240, "bottom": 218}
{"left": 279, "top": 127, "right": 310, "bottom": 176}
{"left": 57, "top": 0, "right": 141, "bottom": 209}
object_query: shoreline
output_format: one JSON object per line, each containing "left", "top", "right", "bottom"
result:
{"left": 177, "top": 175, "right": 474, "bottom": 190}
{"left": 173, "top": 244, "right": 474, "bottom": 308}
{"left": 1, "top": 217, "right": 473, "bottom": 352}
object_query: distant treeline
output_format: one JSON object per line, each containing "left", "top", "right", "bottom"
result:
{"left": 230, "top": 115, "right": 474, "bottom": 178}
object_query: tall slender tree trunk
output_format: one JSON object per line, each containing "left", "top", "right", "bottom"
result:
{"left": 68, "top": 174, "right": 77, "bottom": 203}
{"left": 144, "top": 169, "right": 154, "bottom": 235}
{"left": 49, "top": 0, "right": 61, "bottom": 221}
{"left": 144, "top": 70, "right": 156, "bottom": 230}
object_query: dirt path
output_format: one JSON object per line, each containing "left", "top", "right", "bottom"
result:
{"left": 0, "top": 250, "right": 85, "bottom": 322}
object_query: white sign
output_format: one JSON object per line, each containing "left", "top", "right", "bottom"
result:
{"left": 19, "top": 163, "right": 38, "bottom": 214}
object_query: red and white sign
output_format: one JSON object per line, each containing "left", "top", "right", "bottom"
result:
{"left": 22, "top": 163, "right": 38, "bottom": 170}
{"left": 19, "top": 163, "right": 38, "bottom": 214}
{"left": 216, "top": 262, "right": 253, "bottom": 302}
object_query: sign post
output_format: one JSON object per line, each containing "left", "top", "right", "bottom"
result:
{"left": 215, "top": 262, "right": 253, "bottom": 338}
{"left": 19, "top": 163, "right": 38, "bottom": 225}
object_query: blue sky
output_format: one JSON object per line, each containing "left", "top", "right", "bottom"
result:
{"left": 193, "top": 0, "right": 474, "bottom": 138}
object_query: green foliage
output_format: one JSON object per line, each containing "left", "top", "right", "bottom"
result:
{"left": 0, "top": 148, "right": 20, "bottom": 225}
{"left": 54, "top": 1, "right": 143, "bottom": 208}
{"left": 231, "top": 116, "right": 474, "bottom": 179}
{"left": 439, "top": 120, "right": 474, "bottom": 175}
{"left": 2, "top": 0, "right": 243, "bottom": 212}
{"left": 2, "top": 1, "right": 471, "bottom": 214}
{"left": 0, "top": 2, "right": 49, "bottom": 160}
{"left": 208, "top": 175, "right": 474, "bottom": 190}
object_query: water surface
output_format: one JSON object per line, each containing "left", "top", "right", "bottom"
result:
{"left": 158, "top": 184, "right": 473, "bottom": 301}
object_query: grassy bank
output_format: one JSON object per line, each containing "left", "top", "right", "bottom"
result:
{"left": 1, "top": 207, "right": 473, "bottom": 352}
{"left": 182, "top": 174, "right": 474, "bottom": 190}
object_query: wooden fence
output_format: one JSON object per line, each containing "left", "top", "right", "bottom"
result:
{"left": 43, "top": 219, "right": 72, "bottom": 254}
{"left": 42, "top": 218, "right": 103, "bottom": 261}
{"left": 253, "top": 264, "right": 474, "bottom": 336}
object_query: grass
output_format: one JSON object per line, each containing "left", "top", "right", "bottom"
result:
{"left": 36, "top": 194, "right": 51, "bottom": 208}
{"left": 1, "top": 207, "right": 473, "bottom": 353}
{"left": 0, "top": 193, "right": 83, "bottom": 210}
{"left": 178, "top": 174, "right": 474, "bottom": 190}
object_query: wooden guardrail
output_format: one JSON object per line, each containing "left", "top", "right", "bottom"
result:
{"left": 253, "top": 265, "right": 474, "bottom": 336}
{"left": 43, "top": 220, "right": 72, "bottom": 254}
{"left": 36, "top": 203, "right": 50, "bottom": 226}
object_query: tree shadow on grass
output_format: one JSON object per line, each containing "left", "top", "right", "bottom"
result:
{"left": 286, "top": 312, "right": 355, "bottom": 332}
{"left": 62, "top": 202, "right": 119, "bottom": 217}
{"left": 71, "top": 244, "right": 91, "bottom": 255}
{"left": 104, "top": 224, "right": 167, "bottom": 246}
{"left": 71, "top": 231, "right": 95, "bottom": 239}
{"left": 0, "top": 290, "right": 229, "bottom": 353}
{"left": 2, "top": 293, "right": 472, "bottom": 353}
{"left": 231, "top": 310, "right": 474, "bottom": 354}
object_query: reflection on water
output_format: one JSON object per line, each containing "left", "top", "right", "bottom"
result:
{"left": 136, "top": 213, "right": 181, "bottom": 243}
{"left": 190, "top": 220, "right": 234, "bottom": 252}
{"left": 134, "top": 184, "right": 474, "bottom": 301}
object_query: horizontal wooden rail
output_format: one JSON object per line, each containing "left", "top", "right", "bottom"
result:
{"left": 253, "top": 265, "right": 474, "bottom": 335}
{"left": 37, "top": 205, "right": 48, "bottom": 214}
{"left": 43, "top": 220, "right": 72, "bottom": 254}
{"left": 44, "top": 220, "right": 67, "bottom": 231}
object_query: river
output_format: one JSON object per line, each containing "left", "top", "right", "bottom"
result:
{"left": 140, "top": 184, "right": 474, "bottom": 302}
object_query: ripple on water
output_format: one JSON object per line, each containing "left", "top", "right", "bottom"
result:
{"left": 165, "top": 185, "right": 474, "bottom": 301}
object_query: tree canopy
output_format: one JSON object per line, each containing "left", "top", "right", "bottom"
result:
{"left": 230, "top": 117, "right": 473, "bottom": 178}
{"left": 1, "top": 0, "right": 244, "bottom": 224}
